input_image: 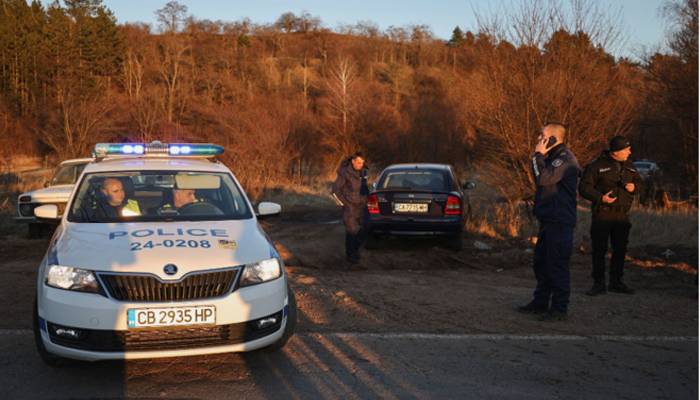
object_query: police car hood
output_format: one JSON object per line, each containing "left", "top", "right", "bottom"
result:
{"left": 52, "top": 219, "right": 275, "bottom": 278}
{"left": 25, "top": 184, "right": 74, "bottom": 202}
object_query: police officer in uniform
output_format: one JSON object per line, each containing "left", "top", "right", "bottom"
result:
{"left": 332, "top": 152, "right": 369, "bottom": 264}
{"left": 159, "top": 188, "right": 202, "bottom": 212}
{"left": 91, "top": 177, "right": 141, "bottom": 220}
{"left": 579, "top": 136, "right": 640, "bottom": 295}
{"left": 518, "top": 123, "right": 581, "bottom": 321}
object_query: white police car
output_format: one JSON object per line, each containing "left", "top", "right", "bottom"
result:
{"left": 33, "top": 142, "right": 296, "bottom": 365}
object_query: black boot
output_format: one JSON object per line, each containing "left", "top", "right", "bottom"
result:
{"left": 609, "top": 282, "right": 635, "bottom": 294}
{"left": 517, "top": 301, "right": 548, "bottom": 315}
{"left": 585, "top": 283, "right": 607, "bottom": 296}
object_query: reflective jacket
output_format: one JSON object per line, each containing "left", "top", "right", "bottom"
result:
{"left": 92, "top": 198, "right": 141, "bottom": 220}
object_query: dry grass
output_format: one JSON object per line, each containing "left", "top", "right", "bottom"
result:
{"left": 256, "top": 181, "right": 336, "bottom": 208}
{"left": 574, "top": 205, "right": 698, "bottom": 249}
{"left": 465, "top": 201, "right": 537, "bottom": 240}
{"left": 466, "top": 199, "right": 698, "bottom": 250}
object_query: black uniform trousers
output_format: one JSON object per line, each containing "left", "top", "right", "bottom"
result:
{"left": 590, "top": 213, "right": 631, "bottom": 286}
{"left": 532, "top": 222, "right": 574, "bottom": 313}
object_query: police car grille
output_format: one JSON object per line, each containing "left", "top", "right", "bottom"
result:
{"left": 99, "top": 269, "right": 238, "bottom": 302}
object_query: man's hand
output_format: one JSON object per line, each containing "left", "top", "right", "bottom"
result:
{"left": 625, "top": 183, "right": 635, "bottom": 193}
{"left": 534, "top": 136, "right": 549, "bottom": 155}
{"left": 601, "top": 190, "right": 617, "bottom": 204}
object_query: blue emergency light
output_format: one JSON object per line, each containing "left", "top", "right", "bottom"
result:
{"left": 94, "top": 141, "right": 224, "bottom": 158}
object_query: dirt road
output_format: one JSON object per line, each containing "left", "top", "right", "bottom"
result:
{"left": 0, "top": 205, "right": 697, "bottom": 399}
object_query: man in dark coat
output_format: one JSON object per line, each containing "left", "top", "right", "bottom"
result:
{"left": 579, "top": 136, "right": 640, "bottom": 295}
{"left": 332, "top": 152, "right": 369, "bottom": 264}
{"left": 518, "top": 123, "right": 581, "bottom": 321}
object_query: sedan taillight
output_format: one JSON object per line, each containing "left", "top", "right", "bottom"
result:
{"left": 444, "top": 195, "right": 461, "bottom": 216}
{"left": 367, "top": 194, "right": 380, "bottom": 214}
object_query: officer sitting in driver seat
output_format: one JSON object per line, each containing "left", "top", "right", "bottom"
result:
{"left": 159, "top": 188, "right": 202, "bottom": 213}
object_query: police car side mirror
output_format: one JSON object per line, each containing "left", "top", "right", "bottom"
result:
{"left": 257, "top": 202, "right": 281, "bottom": 218}
{"left": 34, "top": 204, "right": 59, "bottom": 220}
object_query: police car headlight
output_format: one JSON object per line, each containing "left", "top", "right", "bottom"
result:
{"left": 46, "top": 265, "right": 100, "bottom": 293}
{"left": 239, "top": 258, "right": 281, "bottom": 287}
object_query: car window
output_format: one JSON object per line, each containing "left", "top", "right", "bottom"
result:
{"left": 380, "top": 170, "right": 449, "bottom": 191}
{"left": 67, "top": 171, "right": 252, "bottom": 223}
{"left": 51, "top": 163, "right": 87, "bottom": 185}
{"left": 634, "top": 162, "right": 655, "bottom": 169}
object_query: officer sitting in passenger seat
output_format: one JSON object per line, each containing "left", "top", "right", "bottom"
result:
{"left": 93, "top": 177, "right": 141, "bottom": 219}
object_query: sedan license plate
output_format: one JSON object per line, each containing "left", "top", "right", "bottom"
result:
{"left": 127, "top": 306, "right": 216, "bottom": 329}
{"left": 394, "top": 203, "right": 428, "bottom": 213}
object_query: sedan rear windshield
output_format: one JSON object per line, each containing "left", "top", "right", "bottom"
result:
{"left": 379, "top": 170, "right": 450, "bottom": 191}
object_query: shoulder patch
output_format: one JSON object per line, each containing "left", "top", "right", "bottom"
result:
{"left": 552, "top": 159, "right": 564, "bottom": 167}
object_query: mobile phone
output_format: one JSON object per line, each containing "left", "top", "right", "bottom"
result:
{"left": 545, "top": 136, "right": 557, "bottom": 149}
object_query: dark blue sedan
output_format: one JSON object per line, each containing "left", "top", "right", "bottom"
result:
{"left": 366, "top": 163, "right": 474, "bottom": 250}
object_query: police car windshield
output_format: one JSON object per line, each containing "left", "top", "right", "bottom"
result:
{"left": 67, "top": 171, "right": 252, "bottom": 223}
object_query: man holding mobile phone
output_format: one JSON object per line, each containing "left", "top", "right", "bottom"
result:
{"left": 518, "top": 122, "right": 581, "bottom": 321}
{"left": 579, "top": 136, "right": 641, "bottom": 296}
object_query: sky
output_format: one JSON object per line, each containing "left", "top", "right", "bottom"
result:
{"left": 97, "top": 0, "right": 670, "bottom": 59}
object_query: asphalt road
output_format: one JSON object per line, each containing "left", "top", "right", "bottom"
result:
{"left": 1, "top": 330, "right": 696, "bottom": 399}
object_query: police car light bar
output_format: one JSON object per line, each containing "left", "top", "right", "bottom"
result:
{"left": 94, "top": 142, "right": 224, "bottom": 158}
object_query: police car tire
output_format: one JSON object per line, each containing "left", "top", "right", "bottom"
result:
{"left": 33, "top": 298, "right": 72, "bottom": 367}
{"left": 260, "top": 285, "right": 297, "bottom": 352}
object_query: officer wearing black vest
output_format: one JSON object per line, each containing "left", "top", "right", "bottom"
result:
{"left": 579, "top": 136, "right": 640, "bottom": 296}
{"left": 518, "top": 123, "right": 581, "bottom": 321}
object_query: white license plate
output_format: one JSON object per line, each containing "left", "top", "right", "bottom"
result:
{"left": 127, "top": 306, "right": 216, "bottom": 329}
{"left": 394, "top": 203, "right": 428, "bottom": 213}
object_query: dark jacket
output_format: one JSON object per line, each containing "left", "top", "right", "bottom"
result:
{"left": 579, "top": 151, "right": 641, "bottom": 215}
{"left": 531, "top": 143, "right": 582, "bottom": 226}
{"left": 332, "top": 158, "right": 369, "bottom": 234}
{"left": 332, "top": 159, "right": 368, "bottom": 207}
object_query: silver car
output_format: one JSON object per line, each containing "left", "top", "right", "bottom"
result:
{"left": 16, "top": 158, "right": 92, "bottom": 237}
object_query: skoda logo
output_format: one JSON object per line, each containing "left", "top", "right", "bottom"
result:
{"left": 163, "top": 264, "right": 178, "bottom": 275}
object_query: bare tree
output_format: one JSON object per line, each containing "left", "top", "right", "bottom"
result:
{"left": 469, "top": 0, "right": 637, "bottom": 199}
{"left": 325, "top": 57, "right": 358, "bottom": 157}
{"left": 41, "top": 89, "right": 112, "bottom": 160}
{"left": 155, "top": 1, "right": 188, "bottom": 33}
{"left": 155, "top": 33, "right": 190, "bottom": 124}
